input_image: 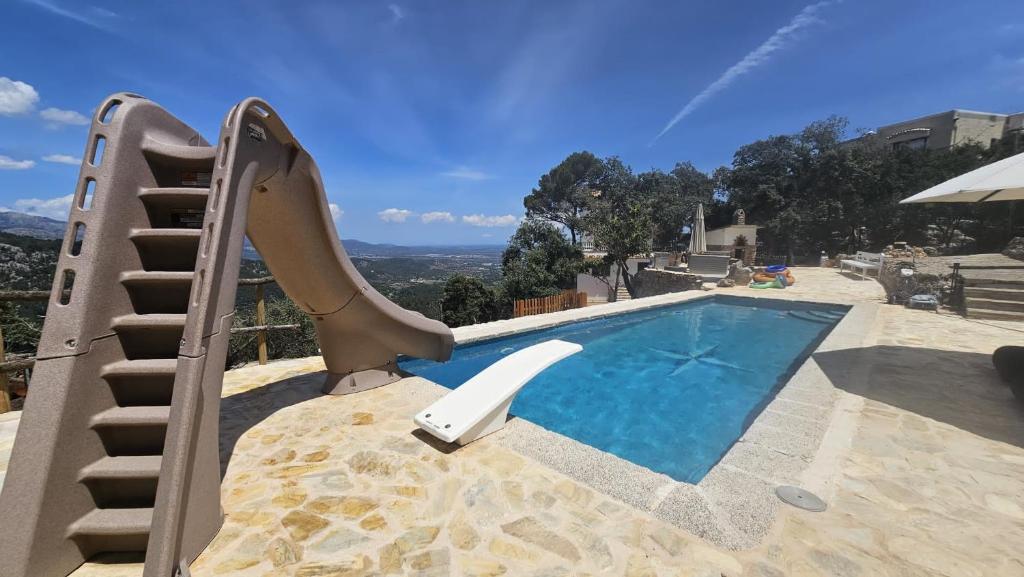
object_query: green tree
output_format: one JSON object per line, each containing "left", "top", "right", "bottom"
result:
{"left": 583, "top": 157, "right": 651, "bottom": 297}
{"left": 501, "top": 219, "right": 583, "bottom": 301}
{"left": 441, "top": 274, "right": 503, "bottom": 328}
{"left": 642, "top": 162, "right": 716, "bottom": 251}
{"left": 523, "top": 151, "right": 603, "bottom": 244}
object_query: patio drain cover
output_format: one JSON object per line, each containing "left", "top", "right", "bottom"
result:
{"left": 776, "top": 485, "right": 827, "bottom": 512}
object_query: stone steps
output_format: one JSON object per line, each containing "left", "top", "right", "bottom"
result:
{"left": 963, "top": 275, "right": 1024, "bottom": 321}
{"left": 963, "top": 286, "right": 1024, "bottom": 301}
{"left": 965, "top": 297, "right": 1024, "bottom": 313}
{"left": 965, "top": 308, "right": 1024, "bottom": 321}
{"left": 615, "top": 286, "right": 631, "bottom": 302}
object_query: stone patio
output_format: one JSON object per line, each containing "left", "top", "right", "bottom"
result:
{"left": 2, "top": 267, "right": 1023, "bottom": 576}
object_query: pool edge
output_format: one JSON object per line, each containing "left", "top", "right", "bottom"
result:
{"left": 438, "top": 294, "right": 879, "bottom": 551}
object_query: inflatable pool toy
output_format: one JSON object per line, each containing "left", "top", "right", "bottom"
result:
{"left": 749, "top": 277, "right": 784, "bottom": 289}
{"left": 749, "top": 270, "right": 794, "bottom": 284}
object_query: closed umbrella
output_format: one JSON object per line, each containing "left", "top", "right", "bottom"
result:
{"left": 688, "top": 203, "right": 706, "bottom": 254}
{"left": 900, "top": 151, "right": 1024, "bottom": 204}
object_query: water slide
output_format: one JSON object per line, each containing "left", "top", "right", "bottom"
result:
{"left": 0, "top": 94, "right": 454, "bottom": 577}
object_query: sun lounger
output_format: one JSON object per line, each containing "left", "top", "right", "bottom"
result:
{"left": 687, "top": 254, "right": 732, "bottom": 281}
{"left": 414, "top": 340, "right": 583, "bottom": 445}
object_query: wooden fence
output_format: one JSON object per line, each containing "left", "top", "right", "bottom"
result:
{"left": 513, "top": 290, "right": 587, "bottom": 318}
{"left": 0, "top": 276, "right": 298, "bottom": 413}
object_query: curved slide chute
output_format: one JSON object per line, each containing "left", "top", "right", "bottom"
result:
{"left": 0, "top": 94, "right": 453, "bottom": 577}
{"left": 234, "top": 98, "right": 453, "bottom": 393}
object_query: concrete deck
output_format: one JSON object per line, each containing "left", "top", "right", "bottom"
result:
{"left": 2, "top": 267, "right": 1023, "bottom": 576}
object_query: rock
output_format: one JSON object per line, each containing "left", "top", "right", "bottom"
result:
{"left": 631, "top": 268, "right": 703, "bottom": 297}
{"left": 273, "top": 487, "right": 308, "bottom": 508}
{"left": 302, "top": 450, "right": 330, "bottom": 462}
{"left": 266, "top": 537, "right": 301, "bottom": 568}
{"left": 261, "top": 448, "right": 297, "bottom": 466}
{"left": 717, "top": 278, "right": 735, "bottom": 288}
{"left": 360, "top": 513, "right": 387, "bottom": 531}
{"left": 395, "top": 526, "right": 441, "bottom": 553}
{"left": 727, "top": 264, "right": 753, "bottom": 284}
{"left": 500, "top": 517, "right": 581, "bottom": 562}
{"left": 922, "top": 246, "right": 938, "bottom": 256}
{"left": 281, "top": 510, "right": 330, "bottom": 541}
{"left": 304, "top": 495, "right": 379, "bottom": 518}
{"left": 352, "top": 412, "right": 374, "bottom": 425}
{"left": 624, "top": 552, "right": 657, "bottom": 577}
{"left": 1004, "top": 237, "right": 1024, "bottom": 261}
{"left": 488, "top": 537, "right": 540, "bottom": 561}
{"left": 310, "top": 528, "right": 369, "bottom": 553}
{"left": 391, "top": 485, "right": 427, "bottom": 499}
{"left": 449, "top": 514, "right": 481, "bottom": 550}
{"left": 347, "top": 451, "right": 400, "bottom": 478}
{"left": 808, "top": 549, "right": 862, "bottom": 577}
{"left": 407, "top": 549, "right": 450, "bottom": 573}
{"left": 295, "top": 556, "right": 372, "bottom": 577}
{"left": 379, "top": 543, "right": 402, "bottom": 574}
{"left": 458, "top": 556, "right": 508, "bottom": 577}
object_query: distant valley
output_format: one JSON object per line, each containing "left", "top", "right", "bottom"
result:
{"left": 0, "top": 210, "right": 504, "bottom": 259}
{"left": 0, "top": 211, "right": 503, "bottom": 323}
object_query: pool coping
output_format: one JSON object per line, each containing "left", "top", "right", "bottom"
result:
{"left": 437, "top": 289, "right": 879, "bottom": 550}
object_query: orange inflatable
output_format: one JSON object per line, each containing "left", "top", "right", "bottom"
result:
{"left": 752, "top": 270, "right": 796, "bottom": 285}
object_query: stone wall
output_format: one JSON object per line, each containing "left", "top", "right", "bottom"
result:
{"left": 632, "top": 269, "right": 703, "bottom": 298}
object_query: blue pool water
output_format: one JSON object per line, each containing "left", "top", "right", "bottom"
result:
{"left": 400, "top": 296, "right": 846, "bottom": 483}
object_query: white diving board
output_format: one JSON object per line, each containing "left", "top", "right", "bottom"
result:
{"left": 414, "top": 339, "right": 583, "bottom": 445}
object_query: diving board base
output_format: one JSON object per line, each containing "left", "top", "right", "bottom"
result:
{"left": 322, "top": 367, "right": 403, "bottom": 395}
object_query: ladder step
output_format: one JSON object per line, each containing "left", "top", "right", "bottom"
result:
{"left": 129, "top": 228, "right": 202, "bottom": 243}
{"left": 112, "top": 314, "right": 187, "bottom": 331}
{"left": 90, "top": 406, "right": 171, "bottom": 428}
{"left": 141, "top": 138, "right": 216, "bottom": 164}
{"left": 79, "top": 456, "right": 162, "bottom": 481}
{"left": 102, "top": 359, "right": 179, "bottom": 377}
{"left": 119, "top": 271, "right": 194, "bottom": 286}
{"left": 129, "top": 229, "right": 202, "bottom": 272}
{"left": 138, "top": 187, "right": 210, "bottom": 204}
{"left": 69, "top": 508, "right": 153, "bottom": 538}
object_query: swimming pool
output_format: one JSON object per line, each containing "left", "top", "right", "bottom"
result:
{"left": 400, "top": 296, "right": 847, "bottom": 483}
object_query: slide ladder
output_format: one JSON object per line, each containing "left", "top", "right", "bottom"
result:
{"left": 0, "top": 94, "right": 453, "bottom": 577}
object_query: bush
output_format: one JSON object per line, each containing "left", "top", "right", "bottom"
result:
{"left": 441, "top": 274, "right": 504, "bottom": 328}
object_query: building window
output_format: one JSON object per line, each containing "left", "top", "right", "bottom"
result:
{"left": 893, "top": 136, "right": 928, "bottom": 151}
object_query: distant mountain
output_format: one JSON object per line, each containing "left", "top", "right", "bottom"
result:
{"left": 339, "top": 239, "right": 504, "bottom": 257}
{"left": 0, "top": 211, "right": 505, "bottom": 257}
{"left": 0, "top": 211, "right": 66, "bottom": 239}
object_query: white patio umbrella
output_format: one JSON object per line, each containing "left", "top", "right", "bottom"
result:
{"left": 688, "top": 203, "right": 706, "bottom": 254}
{"left": 901, "top": 151, "right": 1024, "bottom": 204}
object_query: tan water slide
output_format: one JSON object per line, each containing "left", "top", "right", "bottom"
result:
{"left": 0, "top": 95, "right": 453, "bottom": 577}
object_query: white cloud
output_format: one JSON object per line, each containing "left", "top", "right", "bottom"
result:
{"left": 0, "top": 77, "right": 39, "bottom": 116}
{"left": 42, "top": 154, "right": 81, "bottom": 165}
{"left": 462, "top": 214, "right": 518, "bottom": 227}
{"left": 0, "top": 155, "right": 35, "bottom": 170}
{"left": 20, "top": 0, "right": 118, "bottom": 31}
{"left": 440, "top": 166, "right": 492, "bottom": 180}
{"left": 388, "top": 3, "right": 404, "bottom": 22}
{"left": 653, "top": 1, "right": 837, "bottom": 142}
{"left": 40, "top": 107, "right": 90, "bottom": 128}
{"left": 421, "top": 211, "right": 455, "bottom": 223}
{"left": 329, "top": 203, "right": 344, "bottom": 220}
{"left": 378, "top": 208, "right": 414, "bottom": 223}
{"left": 7, "top": 194, "right": 74, "bottom": 219}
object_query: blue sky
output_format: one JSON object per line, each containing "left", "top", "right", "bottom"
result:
{"left": 1, "top": 0, "right": 1022, "bottom": 245}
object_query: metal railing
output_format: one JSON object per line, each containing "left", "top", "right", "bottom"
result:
{"left": 0, "top": 276, "right": 299, "bottom": 413}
